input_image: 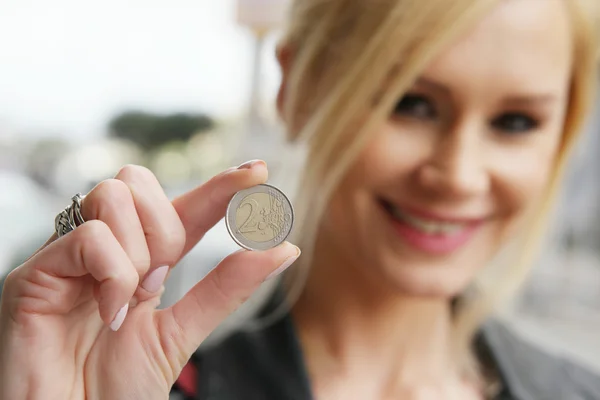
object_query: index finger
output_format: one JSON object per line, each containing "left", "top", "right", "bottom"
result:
{"left": 172, "top": 160, "right": 268, "bottom": 260}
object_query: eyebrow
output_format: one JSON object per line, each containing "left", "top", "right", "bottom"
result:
{"left": 414, "top": 77, "right": 558, "bottom": 107}
{"left": 501, "top": 94, "right": 557, "bottom": 107}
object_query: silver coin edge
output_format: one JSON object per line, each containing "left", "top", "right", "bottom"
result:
{"left": 225, "top": 183, "right": 295, "bottom": 251}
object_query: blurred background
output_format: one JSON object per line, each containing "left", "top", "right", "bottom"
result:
{"left": 1, "top": 0, "right": 599, "bottom": 373}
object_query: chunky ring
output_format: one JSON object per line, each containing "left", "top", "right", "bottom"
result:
{"left": 55, "top": 193, "right": 86, "bottom": 237}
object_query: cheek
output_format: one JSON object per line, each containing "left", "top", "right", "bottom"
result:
{"left": 328, "top": 124, "right": 406, "bottom": 215}
{"left": 490, "top": 143, "right": 560, "bottom": 244}
{"left": 320, "top": 128, "right": 396, "bottom": 258}
{"left": 361, "top": 122, "right": 432, "bottom": 182}
{"left": 324, "top": 167, "right": 372, "bottom": 241}
{"left": 320, "top": 184, "right": 375, "bottom": 274}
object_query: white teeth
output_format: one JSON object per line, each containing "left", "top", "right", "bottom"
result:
{"left": 389, "top": 206, "right": 465, "bottom": 235}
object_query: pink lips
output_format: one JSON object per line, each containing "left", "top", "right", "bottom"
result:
{"left": 381, "top": 202, "right": 483, "bottom": 255}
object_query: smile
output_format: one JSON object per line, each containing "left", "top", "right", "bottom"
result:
{"left": 379, "top": 199, "right": 484, "bottom": 254}
{"left": 387, "top": 206, "right": 465, "bottom": 235}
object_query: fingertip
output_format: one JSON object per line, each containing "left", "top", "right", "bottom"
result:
{"left": 265, "top": 242, "right": 301, "bottom": 280}
{"left": 236, "top": 159, "right": 268, "bottom": 180}
{"left": 277, "top": 241, "right": 301, "bottom": 257}
{"left": 96, "top": 271, "right": 137, "bottom": 329}
{"left": 236, "top": 159, "right": 267, "bottom": 170}
{"left": 247, "top": 160, "right": 269, "bottom": 182}
{"left": 213, "top": 161, "right": 269, "bottom": 203}
{"left": 98, "top": 296, "right": 127, "bottom": 329}
{"left": 109, "top": 303, "right": 129, "bottom": 331}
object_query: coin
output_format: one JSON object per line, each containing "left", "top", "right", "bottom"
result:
{"left": 225, "top": 183, "right": 294, "bottom": 251}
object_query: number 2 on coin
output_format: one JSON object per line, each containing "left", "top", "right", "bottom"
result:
{"left": 238, "top": 198, "right": 260, "bottom": 234}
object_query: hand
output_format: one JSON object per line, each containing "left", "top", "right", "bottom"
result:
{"left": 0, "top": 161, "right": 300, "bottom": 400}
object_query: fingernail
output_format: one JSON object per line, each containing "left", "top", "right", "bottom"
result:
{"left": 237, "top": 159, "right": 266, "bottom": 170}
{"left": 110, "top": 303, "right": 129, "bottom": 332}
{"left": 142, "top": 265, "right": 169, "bottom": 293}
{"left": 266, "top": 245, "right": 301, "bottom": 280}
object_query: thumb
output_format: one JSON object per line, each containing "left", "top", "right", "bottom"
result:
{"left": 157, "top": 242, "right": 300, "bottom": 358}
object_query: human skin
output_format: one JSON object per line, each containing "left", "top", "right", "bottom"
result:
{"left": 0, "top": 161, "right": 300, "bottom": 400}
{"left": 286, "top": 0, "right": 573, "bottom": 398}
{"left": 0, "top": 0, "right": 577, "bottom": 398}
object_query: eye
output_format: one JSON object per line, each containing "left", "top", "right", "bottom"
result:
{"left": 491, "top": 112, "right": 540, "bottom": 134}
{"left": 392, "top": 94, "right": 437, "bottom": 119}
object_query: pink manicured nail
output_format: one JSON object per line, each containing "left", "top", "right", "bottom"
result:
{"left": 142, "top": 265, "right": 169, "bottom": 293}
{"left": 110, "top": 304, "right": 129, "bottom": 332}
{"left": 266, "top": 246, "right": 301, "bottom": 280}
{"left": 237, "top": 159, "right": 266, "bottom": 170}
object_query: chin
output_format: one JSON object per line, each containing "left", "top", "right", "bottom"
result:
{"left": 377, "top": 260, "right": 474, "bottom": 299}
{"left": 367, "top": 249, "right": 480, "bottom": 299}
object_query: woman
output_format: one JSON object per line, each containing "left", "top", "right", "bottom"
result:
{"left": 1, "top": 0, "right": 599, "bottom": 399}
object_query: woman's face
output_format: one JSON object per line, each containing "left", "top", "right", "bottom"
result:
{"left": 323, "top": 0, "right": 574, "bottom": 297}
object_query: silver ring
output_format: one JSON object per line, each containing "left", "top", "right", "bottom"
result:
{"left": 55, "top": 193, "right": 86, "bottom": 237}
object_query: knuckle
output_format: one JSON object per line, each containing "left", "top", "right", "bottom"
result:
{"left": 75, "top": 219, "right": 113, "bottom": 243}
{"left": 165, "top": 220, "right": 187, "bottom": 255}
{"left": 122, "top": 265, "right": 140, "bottom": 288}
{"left": 117, "top": 164, "right": 157, "bottom": 185}
{"left": 93, "top": 179, "right": 132, "bottom": 205}
{"left": 73, "top": 221, "right": 140, "bottom": 286}
{"left": 71, "top": 220, "right": 113, "bottom": 260}
{"left": 208, "top": 269, "right": 245, "bottom": 315}
{"left": 71, "top": 220, "right": 114, "bottom": 256}
{"left": 130, "top": 248, "right": 152, "bottom": 274}
{"left": 208, "top": 271, "right": 232, "bottom": 307}
{"left": 85, "top": 179, "right": 133, "bottom": 219}
{"left": 149, "top": 219, "right": 186, "bottom": 264}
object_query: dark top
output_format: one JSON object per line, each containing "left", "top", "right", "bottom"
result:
{"left": 171, "top": 288, "right": 600, "bottom": 400}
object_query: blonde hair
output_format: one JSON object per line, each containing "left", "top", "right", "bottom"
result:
{"left": 273, "top": 0, "right": 599, "bottom": 388}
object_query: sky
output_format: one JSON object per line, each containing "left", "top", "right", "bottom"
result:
{"left": 0, "top": 0, "right": 282, "bottom": 139}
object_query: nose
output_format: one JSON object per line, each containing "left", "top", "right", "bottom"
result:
{"left": 416, "top": 120, "right": 490, "bottom": 199}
